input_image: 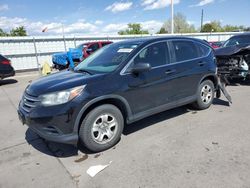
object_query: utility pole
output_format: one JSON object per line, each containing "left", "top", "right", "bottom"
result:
{"left": 200, "top": 9, "right": 204, "bottom": 32}
{"left": 62, "top": 23, "right": 67, "bottom": 51}
{"left": 171, "top": 0, "right": 174, "bottom": 34}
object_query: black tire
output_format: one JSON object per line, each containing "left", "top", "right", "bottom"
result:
{"left": 192, "top": 80, "right": 215, "bottom": 110}
{"left": 79, "top": 104, "right": 124, "bottom": 152}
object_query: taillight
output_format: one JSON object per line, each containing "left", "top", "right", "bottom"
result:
{"left": 2, "top": 60, "right": 10, "bottom": 65}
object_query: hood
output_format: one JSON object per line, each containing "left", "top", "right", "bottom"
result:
{"left": 215, "top": 44, "right": 250, "bottom": 57}
{"left": 26, "top": 70, "right": 105, "bottom": 96}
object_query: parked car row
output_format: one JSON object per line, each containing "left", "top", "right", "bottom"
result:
{"left": 52, "top": 41, "right": 113, "bottom": 70}
{"left": 0, "top": 54, "right": 15, "bottom": 80}
{"left": 208, "top": 41, "right": 224, "bottom": 49}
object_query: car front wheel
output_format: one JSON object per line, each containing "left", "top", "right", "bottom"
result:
{"left": 79, "top": 104, "right": 124, "bottom": 152}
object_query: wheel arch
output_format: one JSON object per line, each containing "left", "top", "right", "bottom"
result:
{"left": 199, "top": 74, "right": 218, "bottom": 89}
{"left": 73, "top": 95, "right": 132, "bottom": 133}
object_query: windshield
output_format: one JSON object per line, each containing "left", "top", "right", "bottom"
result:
{"left": 223, "top": 35, "right": 250, "bottom": 47}
{"left": 75, "top": 42, "right": 140, "bottom": 74}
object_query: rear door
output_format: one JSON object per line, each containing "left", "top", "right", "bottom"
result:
{"left": 168, "top": 39, "right": 212, "bottom": 99}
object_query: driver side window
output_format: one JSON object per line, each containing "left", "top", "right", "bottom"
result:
{"left": 128, "top": 42, "right": 169, "bottom": 71}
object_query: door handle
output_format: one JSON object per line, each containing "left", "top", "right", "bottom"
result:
{"left": 198, "top": 62, "right": 206, "bottom": 66}
{"left": 165, "top": 69, "right": 176, "bottom": 75}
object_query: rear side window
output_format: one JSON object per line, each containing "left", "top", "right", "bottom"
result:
{"left": 132, "top": 42, "right": 169, "bottom": 67}
{"left": 171, "top": 40, "right": 199, "bottom": 62}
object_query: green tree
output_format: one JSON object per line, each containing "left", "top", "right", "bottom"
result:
{"left": 159, "top": 13, "right": 196, "bottom": 34}
{"left": 0, "top": 28, "right": 8, "bottom": 36}
{"left": 244, "top": 27, "right": 250, "bottom": 32}
{"left": 201, "top": 21, "right": 223, "bottom": 32}
{"left": 222, "top": 25, "right": 245, "bottom": 32}
{"left": 10, "top": 26, "right": 27, "bottom": 36}
{"left": 157, "top": 27, "right": 168, "bottom": 34}
{"left": 118, "top": 23, "right": 149, "bottom": 35}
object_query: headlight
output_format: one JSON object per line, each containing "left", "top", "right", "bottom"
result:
{"left": 40, "top": 85, "right": 85, "bottom": 106}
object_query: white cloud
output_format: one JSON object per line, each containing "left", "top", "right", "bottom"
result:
{"left": 141, "top": 20, "right": 163, "bottom": 33}
{"left": 105, "top": 2, "right": 133, "bottom": 13}
{"left": 141, "top": 0, "right": 180, "bottom": 10}
{"left": 0, "top": 17, "right": 29, "bottom": 30}
{"left": 0, "top": 16, "right": 98, "bottom": 35}
{"left": 187, "top": 20, "right": 195, "bottom": 25}
{"left": 141, "top": 0, "right": 156, "bottom": 6}
{"left": 102, "top": 23, "right": 128, "bottom": 33}
{"left": 190, "top": 0, "right": 214, "bottom": 7}
{"left": 95, "top": 20, "right": 103, "bottom": 25}
{"left": 101, "top": 20, "right": 163, "bottom": 35}
{"left": 0, "top": 16, "right": 59, "bottom": 34}
{"left": 63, "top": 22, "right": 97, "bottom": 34}
{"left": 0, "top": 4, "right": 9, "bottom": 11}
{"left": 0, "top": 16, "right": 163, "bottom": 36}
{"left": 204, "top": 20, "right": 211, "bottom": 24}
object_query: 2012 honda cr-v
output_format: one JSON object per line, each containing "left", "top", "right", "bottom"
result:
{"left": 18, "top": 37, "right": 218, "bottom": 152}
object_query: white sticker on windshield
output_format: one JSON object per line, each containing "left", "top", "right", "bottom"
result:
{"left": 117, "top": 48, "right": 133, "bottom": 53}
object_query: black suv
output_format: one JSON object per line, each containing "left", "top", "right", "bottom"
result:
{"left": 18, "top": 37, "right": 217, "bottom": 152}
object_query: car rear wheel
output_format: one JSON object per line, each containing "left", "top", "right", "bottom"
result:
{"left": 79, "top": 104, "right": 124, "bottom": 152}
{"left": 192, "top": 80, "right": 215, "bottom": 110}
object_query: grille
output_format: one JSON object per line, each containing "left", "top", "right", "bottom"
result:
{"left": 21, "top": 92, "right": 40, "bottom": 113}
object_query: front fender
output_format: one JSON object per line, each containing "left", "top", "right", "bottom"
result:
{"left": 73, "top": 95, "right": 132, "bottom": 133}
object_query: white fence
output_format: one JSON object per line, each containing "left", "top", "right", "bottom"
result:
{"left": 0, "top": 32, "right": 242, "bottom": 71}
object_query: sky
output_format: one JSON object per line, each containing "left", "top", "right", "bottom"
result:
{"left": 0, "top": 0, "right": 249, "bottom": 36}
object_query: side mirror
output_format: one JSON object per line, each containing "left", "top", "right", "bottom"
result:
{"left": 131, "top": 63, "right": 151, "bottom": 74}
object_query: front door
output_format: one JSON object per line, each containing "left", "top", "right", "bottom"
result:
{"left": 122, "top": 41, "right": 177, "bottom": 115}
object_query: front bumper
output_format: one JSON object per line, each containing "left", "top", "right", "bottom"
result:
{"left": 18, "top": 109, "right": 79, "bottom": 145}
{"left": 17, "top": 90, "right": 89, "bottom": 145}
